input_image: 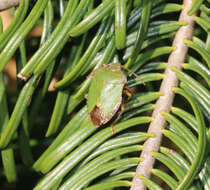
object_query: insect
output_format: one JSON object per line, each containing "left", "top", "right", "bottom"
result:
{"left": 87, "top": 62, "right": 127, "bottom": 133}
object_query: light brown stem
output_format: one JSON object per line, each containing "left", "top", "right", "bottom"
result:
{"left": 130, "top": 0, "right": 196, "bottom": 189}
{"left": 0, "top": 0, "right": 20, "bottom": 11}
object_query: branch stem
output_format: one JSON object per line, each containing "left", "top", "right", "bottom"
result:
{"left": 130, "top": 0, "right": 196, "bottom": 189}
{"left": 0, "top": 0, "right": 20, "bottom": 11}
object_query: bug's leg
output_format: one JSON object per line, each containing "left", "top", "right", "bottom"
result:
{"left": 111, "top": 104, "right": 125, "bottom": 134}
{"left": 123, "top": 87, "right": 132, "bottom": 99}
{"left": 111, "top": 125, "right": 115, "bottom": 134}
{"left": 123, "top": 87, "right": 135, "bottom": 109}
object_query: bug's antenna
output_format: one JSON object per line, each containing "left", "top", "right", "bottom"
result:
{"left": 123, "top": 66, "right": 146, "bottom": 85}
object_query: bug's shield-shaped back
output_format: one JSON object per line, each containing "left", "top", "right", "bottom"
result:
{"left": 87, "top": 63, "right": 127, "bottom": 126}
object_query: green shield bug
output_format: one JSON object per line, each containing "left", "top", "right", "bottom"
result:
{"left": 87, "top": 63, "right": 127, "bottom": 132}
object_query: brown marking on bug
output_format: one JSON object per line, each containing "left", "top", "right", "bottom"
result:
{"left": 89, "top": 105, "right": 105, "bottom": 126}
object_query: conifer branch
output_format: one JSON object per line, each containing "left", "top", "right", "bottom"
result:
{"left": 130, "top": 0, "right": 196, "bottom": 189}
